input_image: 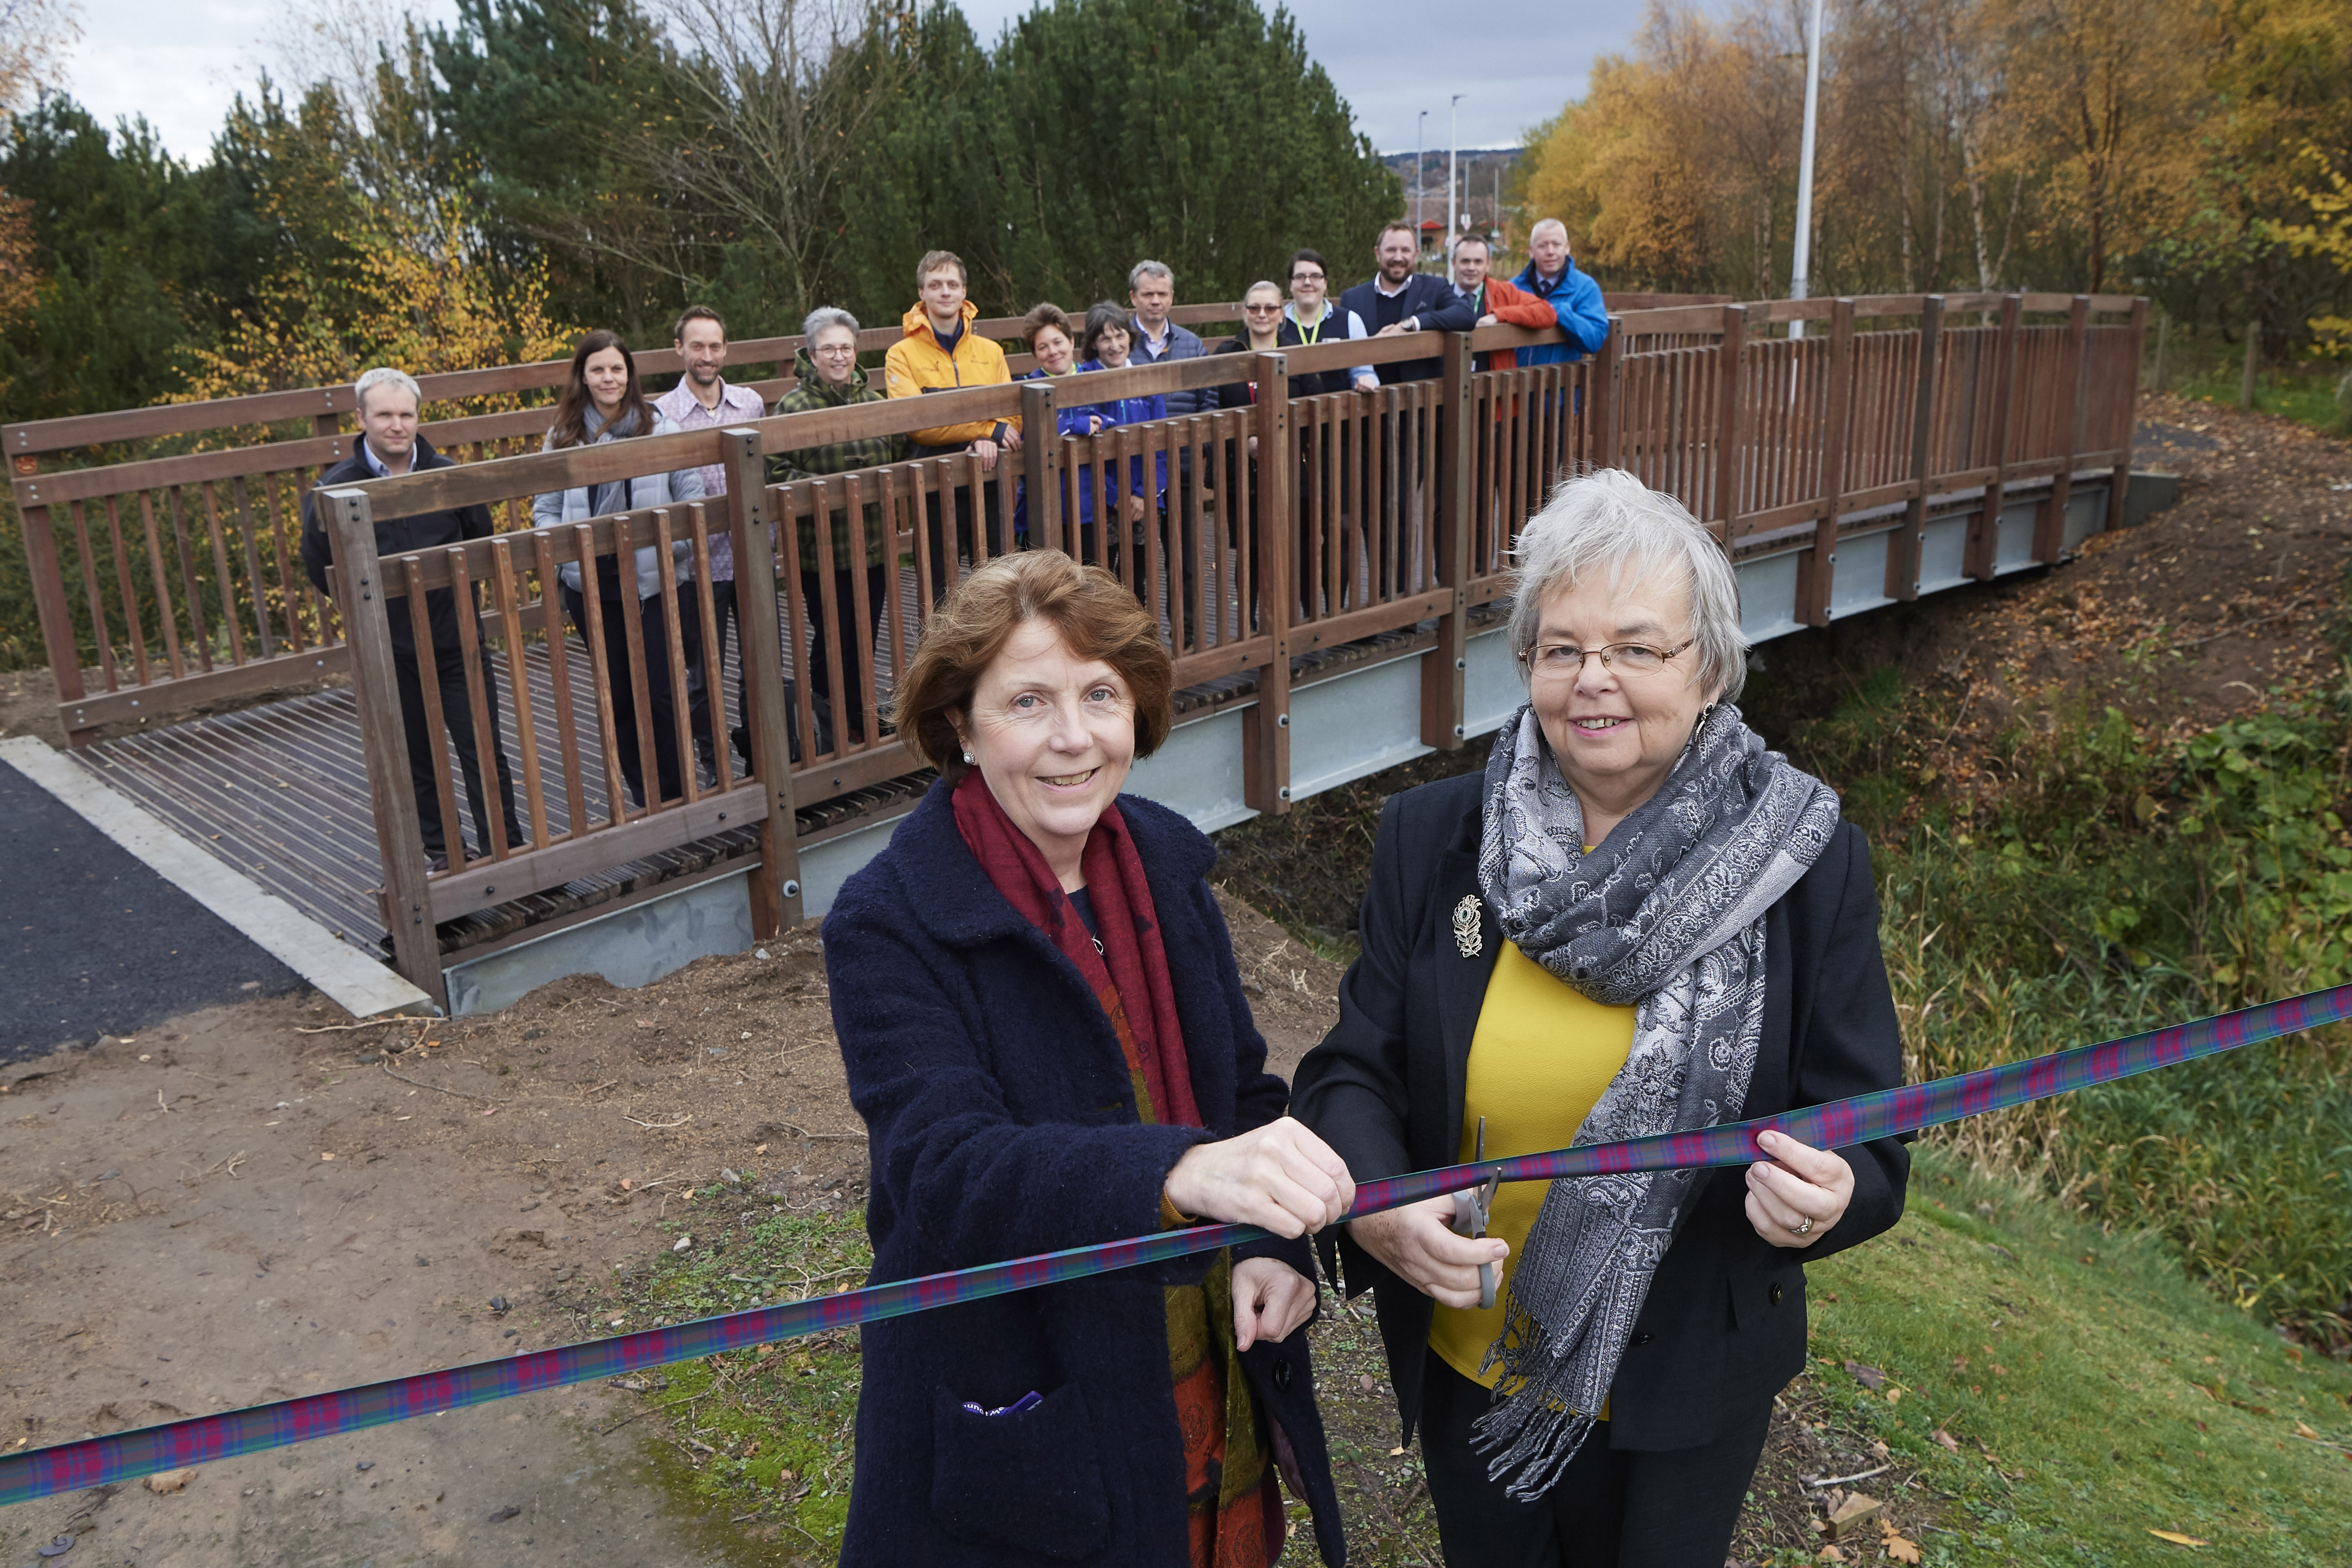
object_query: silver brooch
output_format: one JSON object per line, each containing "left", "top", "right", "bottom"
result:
{"left": 1452, "top": 895, "right": 1483, "bottom": 959}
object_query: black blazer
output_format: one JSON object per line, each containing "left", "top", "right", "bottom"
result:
{"left": 1335, "top": 274, "right": 1476, "bottom": 383}
{"left": 299, "top": 437, "right": 496, "bottom": 657}
{"left": 1290, "top": 771, "right": 1909, "bottom": 1452}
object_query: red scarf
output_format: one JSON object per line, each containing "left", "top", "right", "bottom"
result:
{"left": 951, "top": 771, "right": 1202, "bottom": 1129}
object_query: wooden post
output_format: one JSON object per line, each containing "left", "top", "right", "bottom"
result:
{"left": 2038, "top": 296, "right": 2092, "bottom": 563}
{"left": 1970, "top": 294, "right": 2023, "bottom": 581}
{"left": 1244, "top": 353, "right": 1293, "bottom": 817}
{"left": 1800, "top": 299, "right": 1856, "bottom": 627}
{"left": 1423, "top": 333, "right": 1475, "bottom": 752}
{"left": 2238, "top": 318, "right": 2258, "bottom": 410}
{"left": 724, "top": 428, "right": 802, "bottom": 935}
{"left": 1020, "top": 380, "right": 1058, "bottom": 553}
{"left": 1894, "top": 295, "right": 1945, "bottom": 601}
{"left": 322, "top": 485, "right": 445, "bottom": 1012}
{"left": 15, "top": 485, "right": 89, "bottom": 718}
{"left": 1591, "top": 321, "right": 1624, "bottom": 471}
{"left": 1712, "top": 304, "right": 1747, "bottom": 535}
{"left": 2109, "top": 298, "right": 2148, "bottom": 532}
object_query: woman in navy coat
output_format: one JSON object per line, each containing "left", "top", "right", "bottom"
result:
{"left": 824, "top": 549, "right": 1351, "bottom": 1566}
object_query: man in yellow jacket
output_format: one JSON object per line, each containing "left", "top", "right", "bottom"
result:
{"left": 885, "top": 249, "right": 1022, "bottom": 591}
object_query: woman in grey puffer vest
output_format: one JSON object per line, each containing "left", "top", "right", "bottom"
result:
{"left": 534, "top": 329, "right": 709, "bottom": 808}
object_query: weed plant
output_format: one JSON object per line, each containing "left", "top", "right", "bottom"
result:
{"left": 1783, "top": 655, "right": 2352, "bottom": 1340}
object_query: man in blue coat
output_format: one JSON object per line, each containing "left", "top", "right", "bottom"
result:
{"left": 1511, "top": 217, "right": 1612, "bottom": 366}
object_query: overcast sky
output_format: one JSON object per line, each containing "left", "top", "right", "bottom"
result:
{"left": 65, "top": 0, "right": 1633, "bottom": 163}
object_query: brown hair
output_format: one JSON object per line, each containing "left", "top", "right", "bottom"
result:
{"left": 548, "top": 329, "right": 658, "bottom": 451}
{"left": 674, "top": 304, "right": 725, "bottom": 341}
{"left": 1021, "top": 301, "right": 1072, "bottom": 352}
{"left": 916, "top": 249, "right": 967, "bottom": 291}
{"left": 893, "top": 551, "right": 1173, "bottom": 779}
{"left": 1079, "top": 299, "right": 1130, "bottom": 362}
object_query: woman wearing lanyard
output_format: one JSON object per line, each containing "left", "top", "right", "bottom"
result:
{"left": 1276, "top": 251, "right": 1374, "bottom": 619}
{"left": 1210, "top": 281, "right": 1286, "bottom": 623}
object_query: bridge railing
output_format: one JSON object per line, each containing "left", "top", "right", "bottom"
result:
{"left": 5, "top": 295, "right": 1731, "bottom": 740}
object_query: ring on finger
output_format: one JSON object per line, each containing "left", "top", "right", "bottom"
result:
{"left": 1789, "top": 1214, "right": 1814, "bottom": 1237}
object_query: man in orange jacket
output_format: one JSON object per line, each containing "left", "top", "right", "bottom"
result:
{"left": 1450, "top": 234, "right": 1560, "bottom": 371}
{"left": 885, "top": 250, "right": 1022, "bottom": 595}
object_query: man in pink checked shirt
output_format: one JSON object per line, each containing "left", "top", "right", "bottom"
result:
{"left": 654, "top": 305, "right": 770, "bottom": 777}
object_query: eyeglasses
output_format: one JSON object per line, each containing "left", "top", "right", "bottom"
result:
{"left": 1290, "top": 271, "right": 1325, "bottom": 284}
{"left": 1517, "top": 639, "right": 1695, "bottom": 678}
{"left": 812, "top": 344, "right": 857, "bottom": 358}
{"left": 1243, "top": 303, "right": 1282, "bottom": 314}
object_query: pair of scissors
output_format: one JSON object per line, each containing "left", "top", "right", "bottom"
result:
{"left": 1448, "top": 1115, "right": 1501, "bottom": 1310}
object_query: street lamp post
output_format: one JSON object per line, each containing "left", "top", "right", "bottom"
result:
{"left": 1416, "top": 109, "right": 1427, "bottom": 259}
{"left": 1789, "top": 0, "right": 1826, "bottom": 339}
{"left": 1447, "top": 94, "right": 1464, "bottom": 250}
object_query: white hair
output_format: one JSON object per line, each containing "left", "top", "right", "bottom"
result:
{"left": 802, "top": 306, "right": 860, "bottom": 340}
{"left": 1529, "top": 217, "right": 1569, "bottom": 244}
{"left": 354, "top": 366, "right": 421, "bottom": 415}
{"left": 1128, "top": 259, "right": 1174, "bottom": 291}
{"left": 1506, "top": 468, "right": 1746, "bottom": 702}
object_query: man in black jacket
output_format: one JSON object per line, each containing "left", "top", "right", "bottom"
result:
{"left": 1337, "top": 219, "right": 1477, "bottom": 385}
{"left": 1338, "top": 221, "right": 1476, "bottom": 596}
{"left": 301, "top": 367, "right": 524, "bottom": 871}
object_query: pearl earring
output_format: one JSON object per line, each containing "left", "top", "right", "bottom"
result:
{"left": 961, "top": 750, "right": 975, "bottom": 764}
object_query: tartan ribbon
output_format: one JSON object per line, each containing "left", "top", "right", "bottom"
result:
{"left": 4, "top": 980, "right": 2346, "bottom": 1509}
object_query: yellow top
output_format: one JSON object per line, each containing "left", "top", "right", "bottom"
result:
{"left": 1427, "top": 937, "right": 1636, "bottom": 1390}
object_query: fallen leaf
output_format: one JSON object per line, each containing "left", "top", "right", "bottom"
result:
{"left": 2295, "top": 1421, "right": 2320, "bottom": 1439}
{"left": 1816, "top": 1548, "right": 1847, "bottom": 1564}
{"left": 486, "top": 1503, "right": 522, "bottom": 1523}
{"left": 755, "top": 1143, "right": 769, "bottom": 1156}
{"left": 1387, "top": 1446, "right": 1407, "bottom": 1457}
{"left": 2148, "top": 1530, "right": 2209, "bottom": 1547}
{"left": 1884, "top": 1533, "right": 1922, "bottom": 1564}
{"left": 1886, "top": 1387, "right": 1903, "bottom": 1404}
{"left": 1932, "top": 1426, "right": 1961, "bottom": 1453}
{"left": 1843, "top": 1360, "right": 1887, "bottom": 1390}
{"left": 144, "top": 1468, "right": 195, "bottom": 1494}
{"left": 620, "top": 1178, "right": 634, "bottom": 1191}
{"left": 319, "top": 1152, "right": 335, "bottom": 1162}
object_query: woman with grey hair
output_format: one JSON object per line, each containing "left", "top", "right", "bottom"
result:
{"left": 1293, "top": 468, "right": 1908, "bottom": 1566}
{"left": 769, "top": 306, "right": 905, "bottom": 753}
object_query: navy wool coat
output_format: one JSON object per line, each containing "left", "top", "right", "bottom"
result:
{"left": 824, "top": 779, "right": 1345, "bottom": 1567}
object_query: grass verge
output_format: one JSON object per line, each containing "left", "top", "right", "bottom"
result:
{"left": 593, "top": 1181, "right": 870, "bottom": 1561}
{"left": 1752, "top": 1145, "right": 2352, "bottom": 1565}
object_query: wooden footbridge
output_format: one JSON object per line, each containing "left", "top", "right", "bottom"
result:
{"left": 7, "top": 292, "right": 2150, "bottom": 1013}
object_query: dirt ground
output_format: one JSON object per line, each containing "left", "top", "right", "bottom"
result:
{"left": 0, "top": 891, "right": 1345, "bottom": 1566}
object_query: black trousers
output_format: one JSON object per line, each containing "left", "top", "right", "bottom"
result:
{"left": 395, "top": 637, "right": 522, "bottom": 863}
{"left": 1418, "top": 1354, "right": 1770, "bottom": 1568}
{"left": 562, "top": 583, "right": 706, "bottom": 809}
{"left": 693, "top": 578, "right": 747, "bottom": 770}
{"left": 801, "top": 561, "right": 890, "bottom": 744}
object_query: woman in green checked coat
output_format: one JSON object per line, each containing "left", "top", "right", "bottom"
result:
{"left": 771, "top": 307, "right": 908, "bottom": 751}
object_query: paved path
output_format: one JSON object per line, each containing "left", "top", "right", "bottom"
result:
{"left": 0, "top": 761, "right": 303, "bottom": 1063}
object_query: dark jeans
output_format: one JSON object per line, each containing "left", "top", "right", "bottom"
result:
{"left": 801, "top": 561, "right": 890, "bottom": 744}
{"left": 562, "top": 583, "right": 706, "bottom": 809}
{"left": 1417, "top": 1354, "right": 1771, "bottom": 1568}
{"left": 396, "top": 637, "right": 523, "bottom": 863}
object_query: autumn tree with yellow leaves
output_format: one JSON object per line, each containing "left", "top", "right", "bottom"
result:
{"left": 1511, "top": 0, "right": 2352, "bottom": 349}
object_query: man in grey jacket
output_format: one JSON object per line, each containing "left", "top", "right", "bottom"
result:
{"left": 1127, "top": 260, "right": 1207, "bottom": 417}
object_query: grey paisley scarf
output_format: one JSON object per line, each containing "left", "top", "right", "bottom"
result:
{"left": 1469, "top": 699, "right": 1840, "bottom": 1498}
